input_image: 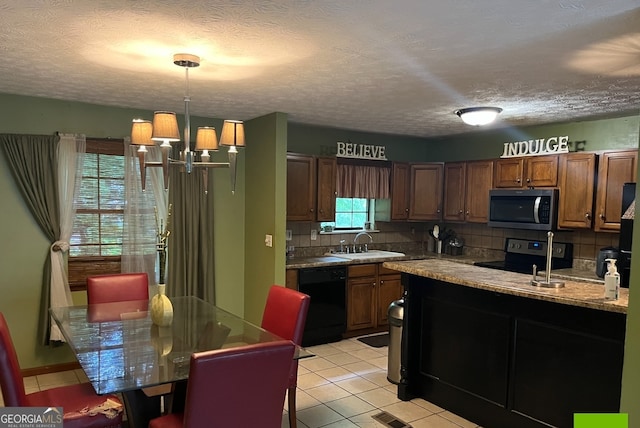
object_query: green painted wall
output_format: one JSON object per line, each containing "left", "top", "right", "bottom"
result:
{"left": 0, "top": 93, "right": 247, "bottom": 368}
{"left": 243, "top": 112, "right": 288, "bottom": 324}
{"left": 288, "top": 121, "right": 429, "bottom": 161}
{"left": 422, "top": 115, "right": 640, "bottom": 162}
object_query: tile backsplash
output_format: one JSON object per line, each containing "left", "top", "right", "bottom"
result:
{"left": 286, "top": 220, "right": 619, "bottom": 271}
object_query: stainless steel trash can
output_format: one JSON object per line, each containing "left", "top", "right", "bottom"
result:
{"left": 387, "top": 298, "right": 404, "bottom": 384}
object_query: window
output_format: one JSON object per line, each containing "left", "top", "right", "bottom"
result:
{"left": 68, "top": 139, "right": 125, "bottom": 290}
{"left": 321, "top": 197, "right": 373, "bottom": 230}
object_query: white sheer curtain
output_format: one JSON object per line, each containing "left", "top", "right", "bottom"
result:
{"left": 49, "top": 133, "right": 85, "bottom": 342}
{"left": 122, "top": 139, "right": 168, "bottom": 285}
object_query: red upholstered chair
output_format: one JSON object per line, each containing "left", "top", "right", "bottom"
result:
{"left": 148, "top": 340, "right": 295, "bottom": 428}
{"left": 87, "top": 272, "right": 149, "bottom": 304}
{"left": 261, "top": 285, "right": 310, "bottom": 428}
{"left": 0, "top": 313, "right": 123, "bottom": 428}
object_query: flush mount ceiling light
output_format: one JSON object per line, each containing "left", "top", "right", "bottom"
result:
{"left": 454, "top": 107, "right": 503, "bottom": 126}
{"left": 130, "top": 53, "right": 245, "bottom": 193}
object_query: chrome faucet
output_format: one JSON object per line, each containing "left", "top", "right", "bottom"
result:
{"left": 354, "top": 231, "right": 373, "bottom": 253}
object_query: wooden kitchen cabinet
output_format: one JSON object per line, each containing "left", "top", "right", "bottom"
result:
{"left": 443, "top": 160, "right": 493, "bottom": 223}
{"left": 557, "top": 152, "right": 597, "bottom": 229}
{"left": 377, "top": 266, "right": 402, "bottom": 327}
{"left": 594, "top": 149, "right": 638, "bottom": 232}
{"left": 408, "top": 163, "right": 443, "bottom": 221}
{"left": 494, "top": 155, "right": 558, "bottom": 188}
{"left": 316, "top": 156, "right": 337, "bottom": 222}
{"left": 390, "top": 162, "right": 411, "bottom": 220}
{"left": 347, "top": 263, "right": 403, "bottom": 331}
{"left": 286, "top": 154, "right": 336, "bottom": 221}
{"left": 347, "top": 264, "right": 377, "bottom": 331}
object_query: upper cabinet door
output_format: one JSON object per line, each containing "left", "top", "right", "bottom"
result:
{"left": 525, "top": 155, "right": 558, "bottom": 187}
{"left": 594, "top": 150, "right": 638, "bottom": 232}
{"left": 408, "top": 163, "right": 443, "bottom": 221}
{"left": 286, "top": 154, "right": 316, "bottom": 221}
{"left": 494, "top": 156, "right": 557, "bottom": 188}
{"left": 316, "top": 156, "right": 337, "bottom": 222}
{"left": 465, "top": 160, "right": 494, "bottom": 223}
{"left": 494, "top": 158, "right": 524, "bottom": 188}
{"left": 443, "top": 162, "right": 466, "bottom": 222}
{"left": 390, "top": 163, "right": 410, "bottom": 220}
{"left": 557, "top": 153, "right": 596, "bottom": 229}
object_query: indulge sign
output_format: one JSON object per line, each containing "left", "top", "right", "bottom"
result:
{"left": 500, "top": 135, "right": 570, "bottom": 158}
{"left": 336, "top": 141, "right": 387, "bottom": 160}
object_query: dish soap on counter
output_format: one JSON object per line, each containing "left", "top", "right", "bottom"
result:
{"left": 604, "top": 258, "right": 620, "bottom": 301}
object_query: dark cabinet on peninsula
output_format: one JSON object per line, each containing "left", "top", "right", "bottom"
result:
{"left": 400, "top": 275, "right": 626, "bottom": 428}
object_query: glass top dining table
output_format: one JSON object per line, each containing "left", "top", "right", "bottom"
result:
{"left": 50, "top": 296, "right": 306, "bottom": 395}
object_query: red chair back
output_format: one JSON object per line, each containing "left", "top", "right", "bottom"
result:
{"left": 183, "top": 341, "right": 294, "bottom": 428}
{"left": 0, "top": 313, "right": 27, "bottom": 406}
{"left": 87, "top": 273, "right": 149, "bottom": 304}
{"left": 261, "top": 285, "right": 310, "bottom": 345}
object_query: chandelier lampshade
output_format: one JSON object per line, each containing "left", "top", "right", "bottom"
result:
{"left": 151, "top": 111, "right": 180, "bottom": 143}
{"left": 195, "top": 127, "right": 219, "bottom": 152}
{"left": 220, "top": 120, "right": 245, "bottom": 148}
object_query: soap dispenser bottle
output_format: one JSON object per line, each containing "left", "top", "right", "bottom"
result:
{"left": 604, "top": 258, "right": 620, "bottom": 301}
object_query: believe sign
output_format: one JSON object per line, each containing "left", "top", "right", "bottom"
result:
{"left": 500, "top": 136, "right": 570, "bottom": 158}
{"left": 336, "top": 141, "right": 387, "bottom": 160}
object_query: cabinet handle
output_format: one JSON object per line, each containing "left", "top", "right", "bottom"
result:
{"left": 466, "top": 210, "right": 470, "bottom": 215}
{"left": 405, "top": 208, "right": 409, "bottom": 213}
{"left": 458, "top": 210, "right": 463, "bottom": 214}
{"left": 516, "top": 178, "right": 521, "bottom": 183}
{"left": 526, "top": 178, "right": 531, "bottom": 183}
{"left": 585, "top": 212, "right": 591, "bottom": 219}
{"left": 599, "top": 213, "right": 605, "bottom": 220}
{"left": 310, "top": 208, "right": 314, "bottom": 212}
{"left": 380, "top": 280, "right": 385, "bottom": 284}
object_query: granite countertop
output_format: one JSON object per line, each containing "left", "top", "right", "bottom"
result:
{"left": 382, "top": 259, "right": 627, "bottom": 314}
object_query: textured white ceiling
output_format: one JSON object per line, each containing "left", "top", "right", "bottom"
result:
{"left": 0, "top": 1, "right": 639, "bottom": 138}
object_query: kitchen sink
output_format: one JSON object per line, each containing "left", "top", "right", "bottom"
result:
{"left": 326, "top": 250, "right": 406, "bottom": 260}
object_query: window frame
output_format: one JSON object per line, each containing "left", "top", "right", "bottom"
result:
{"left": 68, "top": 138, "right": 124, "bottom": 291}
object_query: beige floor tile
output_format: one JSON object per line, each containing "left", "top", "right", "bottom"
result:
{"left": 300, "top": 356, "right": 337, "bottom": 372}
{"left": 411, "top": 413, "right": 463, "bottom": 428}
{"left": 381, "top": 400, "right": 433, "bottom": 423}
{"left": 350, "top": 348, "right": 385, "bottom": 362}
{"left": 306, "top": 343, "right": 345, "bottom": 357}
{"left": 306, "top": 383, "right": 351, "bottom": 403}
{"left": 298, "top": 365, "right": 311, "bottom": 376}
{"left": 330, "top": 340, "right": 368, "bottom": 352}
{"left": 36, "top": 371, "right": 79, "bottom": 389}
{"left": 360, "top": 370, "right": 392, "bottom": 387}
{"left": 315, "top": 366, "right": 358, "bottom": 383}
{"left": 322, "top": 419, "right": 360, "bottom": 427}
{"left": 324, "top": 352, "right": 364, "bottom": 366}
{"left": 293, "top": 389, "right": 323, "bottom": 410}
{"left": 440, "top": 410, "right": 478, "bottom": 428}
{"left": 357, "top": 387, "right": 400, "bottom": 408}
{"left": 325, "top": 395, "right": 376, "bottom": 418}
{"left": 297, "top": 404, "right": 345, "bottom": 428}
{"left": 412, "top": 397, "right": 446, "bottom": 414}
{"left": 297, "top": 372, "right": 330, "bottom": 390}
{"left": 334, "top": 376, "right": 378, "bottom": 395}
{"left": 281, "top": 412, "right": 309, "bottom": 428}
{"left": 341, "top": 360, "right": 380, "bottom": 376}
{"left": 368, "top": 355, "right": 388, "bottom": 369}
{"left": 347, "top": 409, "right": 385, "bottom": 427}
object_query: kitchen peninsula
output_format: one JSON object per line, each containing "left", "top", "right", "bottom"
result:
{"left": 383, "top": 259, "right": 627, "bottom": 428}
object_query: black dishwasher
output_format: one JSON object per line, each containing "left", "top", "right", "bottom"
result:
{"left": 298, "top": 266, "right": 347, "bottom": 347}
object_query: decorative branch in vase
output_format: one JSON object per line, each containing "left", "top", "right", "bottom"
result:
{"left": 152, "top": 204, "right": 173, "bottom": 327}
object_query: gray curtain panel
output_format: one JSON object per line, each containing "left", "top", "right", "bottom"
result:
{"left": 167, "top": 165, "right": 216, "bottom": 304}
{"left": 0, "top": 133, "right": 60, "bottom": 346}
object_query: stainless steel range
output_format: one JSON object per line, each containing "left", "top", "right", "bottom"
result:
{"left": 474, "top": 237, "right": 573, "bottom": 274}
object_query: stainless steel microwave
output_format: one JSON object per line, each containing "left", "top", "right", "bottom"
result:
{"left": 488, "top": 188, "right": 558, "bottom": 231}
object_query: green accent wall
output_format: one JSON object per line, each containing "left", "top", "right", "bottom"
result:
{"left": 243, "top": 112, "right": 288, "bottom": 324}
{"left": 288, "top": 121, "right": 429, "bottom": 161}
{"left": 422, "top": 116, "right": 640, "bottom": 162}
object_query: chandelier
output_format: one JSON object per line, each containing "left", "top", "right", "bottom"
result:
{"left": 130, "top": 53, "right": 245, "bottom": 194}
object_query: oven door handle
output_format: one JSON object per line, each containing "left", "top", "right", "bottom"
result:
{"left": 533, "top": 196, "right": 541, "bottom": 224}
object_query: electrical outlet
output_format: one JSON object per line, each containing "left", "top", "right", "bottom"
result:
{"left": 286, "top": 229, "right": 292, "bottom": 241}
{"left": 310, "top": 229, "right": 317, "bottom": 240}
{"left": 265, "top": 234, "right": 273, "bottom": 247}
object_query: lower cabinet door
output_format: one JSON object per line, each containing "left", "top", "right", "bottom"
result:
{"left": 347, "top": 277, "right": 376, "bottom": 330}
